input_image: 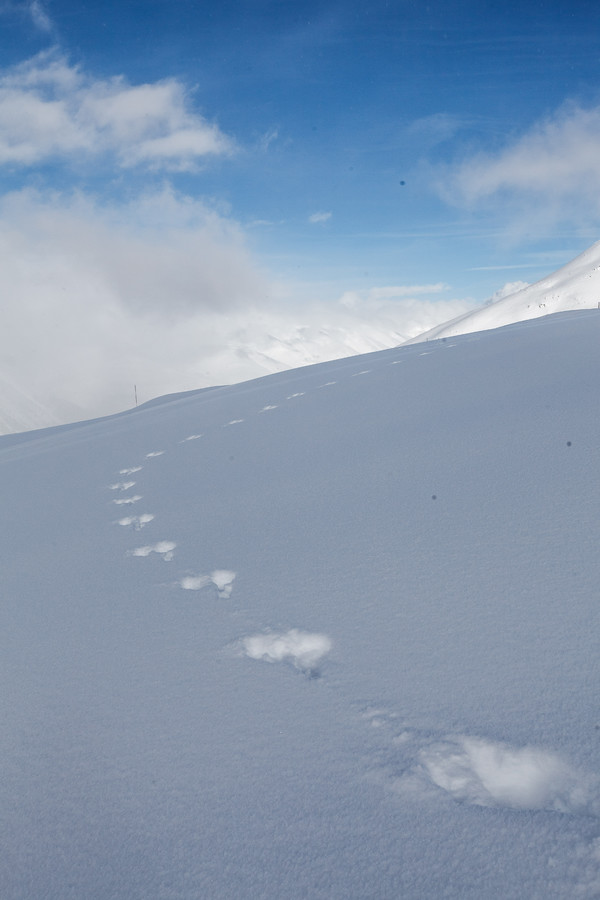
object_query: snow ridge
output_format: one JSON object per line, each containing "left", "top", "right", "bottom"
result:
{"left": 408, "top": 238, "right": 600, "bottom": 343}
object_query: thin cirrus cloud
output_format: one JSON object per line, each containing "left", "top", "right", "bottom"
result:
{"left": 0, "top": 50, "right": 234, "bottom": 170}
{"left": 0, "top": 1, "right": 53, "bottom": 33}
{"left": 444, "top": 103, "right": 600, "bottom": 229}
{"left": 308, "top": 211, "right": 332, "bottom": 224}
{"left": 25, "top": 0, "right": 53, "bottom": 32}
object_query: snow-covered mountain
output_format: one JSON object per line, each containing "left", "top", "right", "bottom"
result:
{"left": 407, "top": 238, "right": 600, "bottom": 343}
{"left": 1, "top": 309, "right": 599, "bottom": 898}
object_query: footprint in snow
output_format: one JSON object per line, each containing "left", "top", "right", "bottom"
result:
{"left": 361, "top": 707, "right": 600, "bottom": 816}
{"left": 318, "top": 381, "right": 336, "bottom": 388}
{"left": 129, "top": 540, "right": 176, "bottom": 561}
{"left": 224, "top": 419, "right": 244, "bottom": 427}
{"left": 117, "top": 513, "right": 155, "bottom": 530}
{"left": 179, "top": 569, "right": 236, "bottom": 599}
{"left": 259, "top": 405, "right": 277, "bottom": 413}
{"left": 179, "top": 434, "right": 203, "bottom": 442}
{"left": 240, "top": 628, "right": 332, "bottom": 678}
{"left": 352, "top": 370, "right": 371, "bottom": 376}
{"left": 119, "top": 466, "right": 142, "bottom": 475}
{"left": 145, "top": 450, "right": 165, "bottom": 458}
{"left": 109, "top": 480, "right": 136, "bottom": 491}
{"left": 286, "top": 392, "right": 305, "bottom": 399}
{"left": 112, "top": 495, "right": 142, "bottom": 505}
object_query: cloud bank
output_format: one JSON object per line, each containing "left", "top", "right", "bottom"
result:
{"left": 0, "top": 186, "right": 475, "bottom": 428}
{"left": 0, "top": 53, "right": 478, "bottom": 432}
{"left": 0, "top": 51, "right": 232, "bottom": 170}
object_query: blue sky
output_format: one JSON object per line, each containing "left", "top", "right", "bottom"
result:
{"left": 1, "top": 0, "right": 600, "bottom": 417}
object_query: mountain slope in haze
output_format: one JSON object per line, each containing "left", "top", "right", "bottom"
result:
{"left": 407, "top": 238, "right": 600, "bottom": 343}
{"left": 1, "top": 310, "right": 600, "bottom": 898}
{"left": 0, "top": 320, "right": 423, "bottom": 436}
{"left": 0, "top": 370, "right": 66, "bottom": 434}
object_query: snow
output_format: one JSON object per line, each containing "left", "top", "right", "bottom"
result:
{"left": 418, "top": 736, "right": 598, "bottom": 814}
{"left": 242, "top": 629, "right": 332, "bottom": 675}
{"left": 407, "top": 238, "right": 600, "bottom": 343}
{"left": 179, "top": 570, "right": 237, "bottom": 598}
{"left": 1, "top": 309, "right": 600, "bottom": 897}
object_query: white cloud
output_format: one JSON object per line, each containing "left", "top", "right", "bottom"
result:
{"left": 0, "top": 51, "right": 233, "bottom": 169}
{"left": 444, "top": 103, "right": 600, "bottom": 230}
{"left": 0, "top": 187, "right": 267, "bottom": 417}
{"left": 309, "top": 211, "right": 332, "bottom": 224}
{"left": 0, "top": 186, "right": 476, "bottom": 429}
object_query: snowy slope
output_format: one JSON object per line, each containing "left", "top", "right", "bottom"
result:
{"left": 408, "top": 238, "right": 600, "bottom": 342}
{"left": 0, "top": 319, "right": 430, "bottom": 437}
{"left": 1, "top": 310, "right": 600, "bottom": 898}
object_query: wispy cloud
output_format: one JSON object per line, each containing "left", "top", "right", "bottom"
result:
{"left": 406, "top": 112, "right": 464, "bottom": 148}
{"left": 0, "top": 0, "right": 53, "bottom": 33}
{"left": 28, "top": 0, "right": 52, "bottom": 32}
{"left": 258, "top": 126, "right": 279, "bottom": 152}
{"left": 0, "top": 51, "right": 233, "bottom": 170}
{"left": 469, "top": 264, "right": 543, "bottom": 271}
{"left": 443, "top": 103, "right": 600, "bottom": 232}
{"left": 309, "top": 211, "right": 332, "bottom": 224}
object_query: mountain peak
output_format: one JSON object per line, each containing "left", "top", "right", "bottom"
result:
{"left": 406, "top": 239, "right": 600, "bottom": 343}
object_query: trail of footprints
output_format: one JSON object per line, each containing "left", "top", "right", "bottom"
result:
{"left": 107, "top": 352, "right": 420, "bottom": 594}
{"left": 104, "top": 345, "right": 599, "bottom": 871}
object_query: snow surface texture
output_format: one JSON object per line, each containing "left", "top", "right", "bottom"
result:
{"left": 407, "top": 237, "right": 600, "bottom": 343}
{"left": 1, "top": 310, "right": 600, "bottom": 898}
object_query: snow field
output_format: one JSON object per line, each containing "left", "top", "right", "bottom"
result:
{"left": 3, "top": 311, "right": 600, "bottom": 898}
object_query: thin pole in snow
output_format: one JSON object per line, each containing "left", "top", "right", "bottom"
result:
{"left": 134, "top": 384, "right": 138, "bottom": 407}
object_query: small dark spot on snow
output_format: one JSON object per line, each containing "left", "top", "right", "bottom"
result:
{"left": 399, "top": 180, "right": 406, "bottom": 186}
{"left": 432, "top": 495, "right": 437, "bottom": 500}
{"left": 566, "top": 441, "right": 572, "bottom": 447}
